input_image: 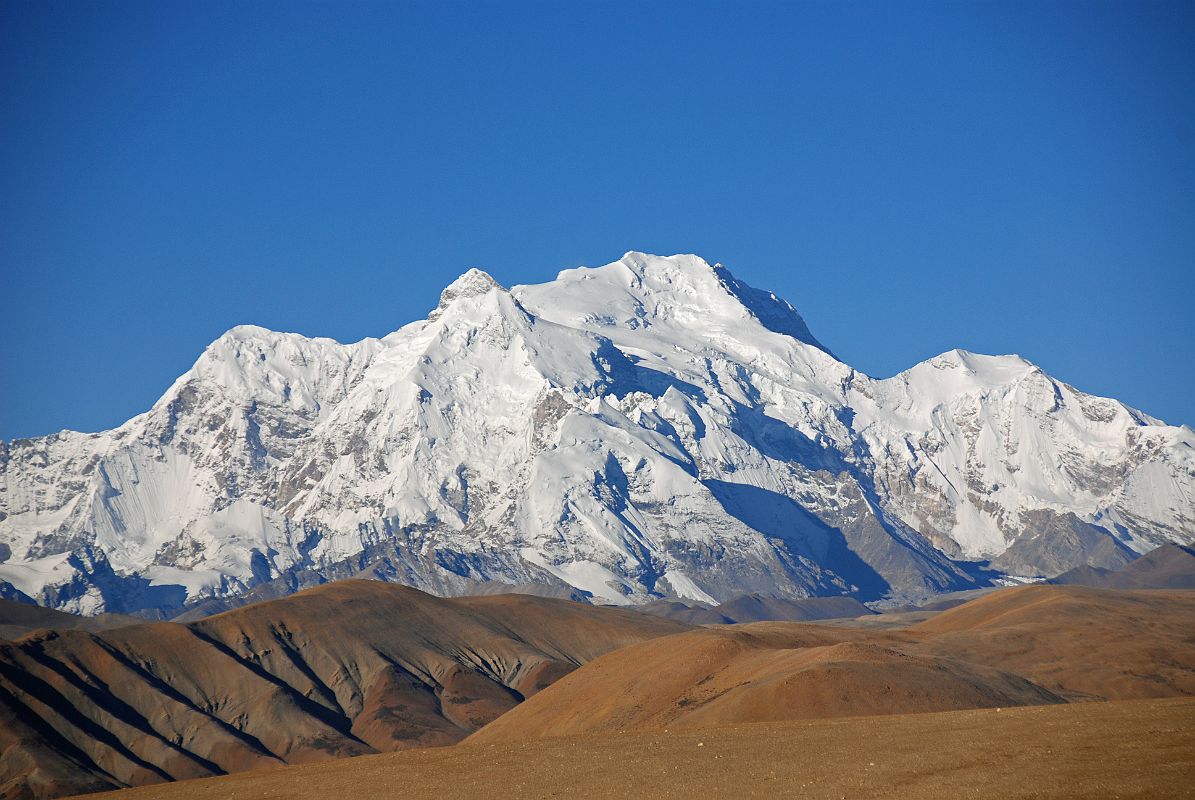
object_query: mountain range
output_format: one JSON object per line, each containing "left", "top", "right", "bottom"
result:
{"left": 2, "top": 252, "right": 1192, "bottom": 615}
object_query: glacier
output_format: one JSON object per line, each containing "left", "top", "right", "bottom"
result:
{"left": 1, "top": 252, "right": 1192, "bottom": 615}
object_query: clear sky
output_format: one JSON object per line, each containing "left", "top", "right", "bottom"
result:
{"left": 2, "top": 0, "right": 1193, "bottom": 439}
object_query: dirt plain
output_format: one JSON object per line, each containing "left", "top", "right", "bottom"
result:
{"left": 76, "top": 696, "right": 1195, "bottom": 800}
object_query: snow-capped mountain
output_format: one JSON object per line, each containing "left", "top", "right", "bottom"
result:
{"left": 2, "top": 252, "right": 1192, "bottom": 615}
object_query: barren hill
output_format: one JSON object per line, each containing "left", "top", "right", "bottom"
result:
{"left": 0, "top": 580, "right": 688, "bottom": 800}
{"left": 470, "top": 585, "right": 1195, "bottom": 741}
{"left": 0, "top": 600, "right": 143, "bottom": 640}
{"left": 1051, "top": 543, "right": 1195, "bottom": 590}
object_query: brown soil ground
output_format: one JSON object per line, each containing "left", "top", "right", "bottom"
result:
{"left": 472, "top": 586, "right": 1195, "bottom": 742}
{"left": 75, "top": 696, "right": 1195, "bottom": 800}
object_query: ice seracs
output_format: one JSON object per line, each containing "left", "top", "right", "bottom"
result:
{"left": 1, "top": 251, "right": 1192, "bottom": 615}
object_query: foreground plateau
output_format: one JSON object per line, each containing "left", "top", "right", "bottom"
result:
{"left": 76, "top": 698, "right": 1195, "bottom": 800}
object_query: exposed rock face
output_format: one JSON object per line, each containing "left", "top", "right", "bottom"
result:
{"left": 0, "top": 580, "right": 689, "bottom": 799}
{"left": 1, "top": 252, "right": 1192, "bottom": 614}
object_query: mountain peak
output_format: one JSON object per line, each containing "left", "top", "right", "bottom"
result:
{"left": 919, "top": 349, "right": 1036, "bottom": 379}
{"left": 618, "top": 251, "right": 713, "bottom": 273}
{"left": 612, "top": 252, "right": 727, "bottom": 291}
{"left": 516, "top": 252, "right": 834, "bottom": 357}
{"left": 430, "top": 268, "right": 506, "bottom": 320}
{"left": 440, "top": 268, "right": 503, "bottom": 301}
{"left": 214, "top": 324, "right": 278, "bottom": 343}
{"left": 620, "top": 253, "right": 832, "bottom": 354}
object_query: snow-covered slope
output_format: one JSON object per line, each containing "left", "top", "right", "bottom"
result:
{"left": 2, "top": 253, "right": 1192, "bottom": 614}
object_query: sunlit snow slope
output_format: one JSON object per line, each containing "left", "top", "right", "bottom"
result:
{"left": 2, "top": 253, "right": 1192, "bottom": 614}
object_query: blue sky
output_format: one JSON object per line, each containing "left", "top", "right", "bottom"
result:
{"left": 2, "top": 0, "right": 1193, "bottom": 438}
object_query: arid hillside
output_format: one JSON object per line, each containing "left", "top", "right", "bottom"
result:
{"left": 1051, "top": 543, "right": 1195, "bottom": 590}
{"left": 0, "top": 600, "right": 144, "bottom": 640}
{"left": 471, "top": 585, "right": 1195, "bottom": 741}
{"left": 0, "top": 580, "right": 689, "bottom": 800}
